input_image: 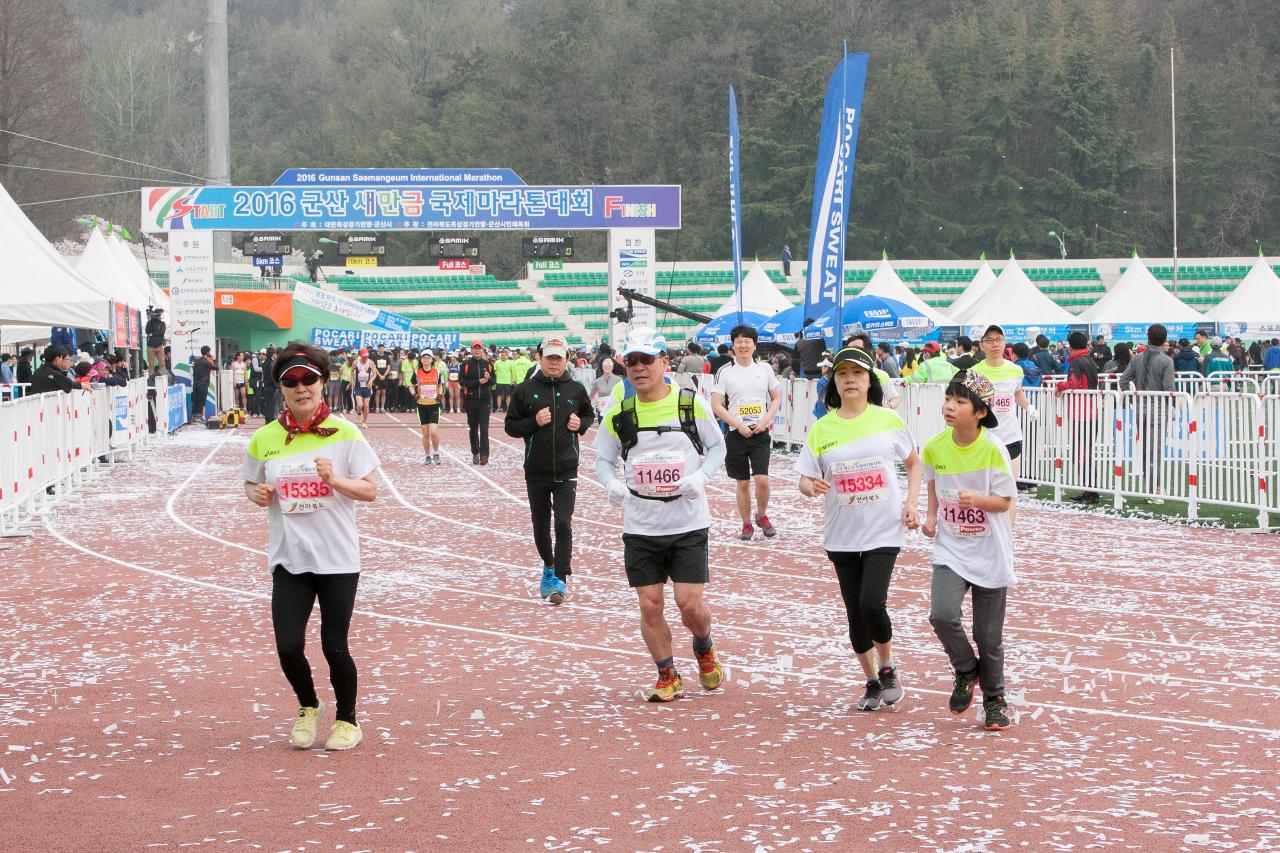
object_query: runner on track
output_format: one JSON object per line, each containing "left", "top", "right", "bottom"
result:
{"left": 796, "top": 346, "right": 922, "bottom": 711}
{"left": 351, "top": 348, "right": 374, "bottom": 429}
{"left": 240, "top": 342, "right": 381, "bottom": 751}
{"left": 921, "top": 370, "right": 1016, "bottom": 731}
{"left": 459, "top": 340, "right": 494, "bottom": 465}
{"left": 971, "top": 324, "right": 1037, "bottom": 509}
{"left": 504, "top": 334, "right": 595, "bottom": 604}
{"left": 415, "top": 356, "right": 443, "bottom": 464}
{"left": 710, "top": 325, "right": 782, "bottom": 540}
{"left": 594, "top": 328, "right": 728, "bottom": 701}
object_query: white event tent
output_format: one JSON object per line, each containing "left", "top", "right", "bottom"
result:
{"left": 944, "top": 259, "right": 998, "bottom": 322}
{"left": 1078, "top": 254, "right": 1206, "bottom": 325}
{"left": 77, "top": 227, "right": 149, "bottom": 314}
{"left": 1205, "top": 256, "right": 1280, "bottom": 325}
{"left": 949, "top": 256, "right": 1076, "bottom": 326}
{"left": 707, "top": 262, "right": 793, "bottom": 318}
{"left": 0, "top": 181, "right": 111, "bottom": 329}
{"left": 107, "top": 233, "right": 170, "bottom": 312}
{"left": 855, "top": 258, "right": 952, "bottom": 325}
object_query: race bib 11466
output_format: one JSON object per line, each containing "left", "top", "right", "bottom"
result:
{"left": 631, "top": 451, "right": 684, "bottom": 497}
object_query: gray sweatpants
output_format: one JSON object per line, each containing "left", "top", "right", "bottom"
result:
{"left": 929, "top": 564, "right": 1008, "bottom": 697}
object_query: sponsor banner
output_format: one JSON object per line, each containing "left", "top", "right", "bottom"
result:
{"left": 803, "top": 51, "right": 869, "bottom": 331}
{"left": 1218, "top": 321, "right": 1280, "bottom": 339}
{"left": 532, "top": 258, "right": 563, "bottom": 271}
{"left": 110, "top": 386, "right": 130, "bottom": 448}
{"left": 468, "top": 264, "right": 486, "bottom": 276}
{"left": 167, "top": 384, "right": 187, "bottom": 432}
{"left": 728, "top": 85, "right": 744, "bottom": 320}
{"left": 1089, "top": 322, "right": 1205, "bottom": 343}
{"left": 292, "top": 282, "right": 411, "bottom": 332}
{"left": 141, "top": 184, "right": 681, "bottom": 232}
{"left": 311, "top": 327, "right": 461, "bottom": 352}
{"left": 608, "top": 228, "right": 657, "bottom": 352}
{"left": 346, "top": 256, "right": 378, "bottom": 267}
{"left": 439, "top": 258, "right": 471, "bottom": 271}
{"left": 169, "top": 234, "right": 217, "bottom": 364}
{"left": 273, "top": 168, "right": 525, "bottom": 187}
{"left": 964, "top": 323, "right": 1088, "bottom": 344}
{"left": 112, "top": 301, "right": 129, "bottom": 349}
{"left": 252, "top": 254, "right": 283, "bottom": 267}
{"left": 127, "top": 306, "right": 141, "bottom": 349}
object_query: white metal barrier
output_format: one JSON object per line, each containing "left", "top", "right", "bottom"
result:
{"left": 0, "top": 377, "right": 162, "bottom": 536}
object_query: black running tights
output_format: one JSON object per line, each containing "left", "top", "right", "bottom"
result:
{"left": 827, "top": 548, "right": 899, "bottom": 655}
{"left": 526, "top": 478, "right": 577, "bottom": 580}
{"left": 271, "top": 567, "right": 360, "bottom": 724}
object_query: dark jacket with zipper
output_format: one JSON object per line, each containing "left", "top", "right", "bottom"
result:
{"left": 504, "top": 371, "right": 595, "bottom": 481}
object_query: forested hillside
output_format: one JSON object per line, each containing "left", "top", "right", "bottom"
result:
{"left": 3, "top": 0, "right": 1277, "bottom": 274}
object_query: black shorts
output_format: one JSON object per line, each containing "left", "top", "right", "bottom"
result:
{"left": 623, "top": 529, "right": 709, "bottom": 587}
{"left": 724, "top": 430, "right": 772, "bottom": 480}
{"left": 1005, "top": 441, "right": 1022, "bottom": 461}
{"left": 417, "top": 403, "right": 440, "bottom": 425}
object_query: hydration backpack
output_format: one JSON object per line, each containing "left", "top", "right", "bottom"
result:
{"left": 613, "top": 386, "right": 704, "bottom": 461}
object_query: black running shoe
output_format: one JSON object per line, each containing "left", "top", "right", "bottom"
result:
{"left": 878, "top": 665, "right": 903, "bottom": 706}
{"left": 857, "top": 678, "right": 883, "bottom": 711}
{"left": 983, "top": 694, "right": 1011, "bottom": 730}
{"left": 949, "top": 666, "right": 979, "bottom": 714}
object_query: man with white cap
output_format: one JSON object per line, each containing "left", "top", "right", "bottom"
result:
{"left": 594, "top": 328, "right": 728, "bottom": 702}
{"left": 505, "top": 335, "right": 595, "bottom": 604}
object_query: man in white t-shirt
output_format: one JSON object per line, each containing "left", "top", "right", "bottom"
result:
{"left": 711, "top": 324, "right": 782, "bottom": 540}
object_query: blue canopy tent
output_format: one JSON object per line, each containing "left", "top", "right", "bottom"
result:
{"left": 758, "top": 304, "right": 808, "bottom": 345}
{"left": 802, "top": 295, "right": 934, "bottom": 349}
{"left": 694, "top": 311, "right": 770, "bottom": 346}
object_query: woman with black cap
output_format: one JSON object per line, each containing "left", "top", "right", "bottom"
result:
{"left": 796, "top": 346, "right": 922, "bottom": 712}
{"left": 240, "top": 342, "right": 380, "bottom": 751}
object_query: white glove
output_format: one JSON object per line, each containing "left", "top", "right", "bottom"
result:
{"left": 1025, "top": 404, "right": 1039, "bottom": 420}
{"left": 607, "top": 478, "right": 627, "bottom": 507}
{"left": 679, "top": 470, "right": 708, "bottom": 501}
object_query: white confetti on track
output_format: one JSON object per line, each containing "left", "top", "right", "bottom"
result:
{"left": 1, "top": 412, "right": 1277, "bottom": 852}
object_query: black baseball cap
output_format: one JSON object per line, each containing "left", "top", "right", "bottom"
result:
{"left": 830, "top": 346, "right": 876, "bottom": 373}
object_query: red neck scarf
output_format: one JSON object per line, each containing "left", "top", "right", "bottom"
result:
{"left": 279, "top": 402, "right": 338, "bottom": 444}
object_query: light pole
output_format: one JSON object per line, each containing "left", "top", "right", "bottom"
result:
{"left": 1048, "top": 230, "right": 1066, "bottom": 260}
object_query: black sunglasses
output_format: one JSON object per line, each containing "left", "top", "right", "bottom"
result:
{"left": 624, "top": 353, "right": 659, "bottom": 367}
{"left": 280, "top": 373, "right": 322, "bottom": 388}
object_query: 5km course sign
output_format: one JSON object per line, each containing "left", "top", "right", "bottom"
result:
{"left": 141, "top": 184, "right": 681, "bottom": 232}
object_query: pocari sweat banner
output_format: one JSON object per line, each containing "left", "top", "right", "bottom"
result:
{"left": 728, "top": 85, "right": 744, "bottom": 322}
{"left": 803, "top": 51, "right": 868, "bottom": 336}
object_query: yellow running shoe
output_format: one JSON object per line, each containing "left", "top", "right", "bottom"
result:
{"left": 645, "top": 670, "right": 685, "bottom": 702}
{"left": 695, "top": 645, "right": 724, "bottom": 690}
{"left": 289, "top": 701, "right": 324, "bottom": 749}
{"left": 324, "top": 720, "right": 363, "bottom": 751}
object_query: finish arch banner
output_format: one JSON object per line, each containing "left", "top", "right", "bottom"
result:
{"left": 141, "top": 184, "right": 680, "bottom": 232}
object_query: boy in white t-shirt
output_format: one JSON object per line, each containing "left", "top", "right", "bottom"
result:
{"left": 921, "top": 370, "right": 1017, "bottom": 731}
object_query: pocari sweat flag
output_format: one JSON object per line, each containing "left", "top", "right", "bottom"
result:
{"left": 803, "top": 50, "right": 868, "bottom": 339}
{"left": 728, "top": 85, "right": 744, "bottom": 323}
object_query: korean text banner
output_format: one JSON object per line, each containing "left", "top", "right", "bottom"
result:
{"left": 311, "top": 327, "right": 461, "bottom": 352}
{"left": 803, "top": 52, "right": 868, "bottom": 329}
{"left": 142, "top": 185, "right": 681, "bottom": 232}
{"left": 292, "top": 282, "right": 412, "bottom": 332}
{"left": 728, "top": 85, "right": 744, "bottom": 321}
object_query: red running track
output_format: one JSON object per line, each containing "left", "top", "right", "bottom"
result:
{"left": 2, "top": 410, "right": 1278, "bottom": 851}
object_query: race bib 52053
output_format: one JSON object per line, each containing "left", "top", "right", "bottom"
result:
{"left": 736, "top": 396, "right": 765, "bottom": 424}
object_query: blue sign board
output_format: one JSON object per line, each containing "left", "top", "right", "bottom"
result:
{"left": 273, "top": 168, "right": 525, "bottom": 187}
{"left": 167, "top": 384, "right": 187, "bottom": 432}
{"left": 1089, "top": 322, "right": 1213, "bottom": 343}
{"left": 144, "top": 184, "right": 681, "bottom": 232}
{"left": 311, "top": 327, "right": 462, "bottom": 352}
{"left": 251, "top": 255, "right": 283, "bottom": 267}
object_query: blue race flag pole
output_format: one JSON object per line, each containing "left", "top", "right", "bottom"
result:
{"left": 802, "top": 49, "right": 868, "bottom": 348}
{"left": 729, "top": 84, "right": 744, "bottom": 324}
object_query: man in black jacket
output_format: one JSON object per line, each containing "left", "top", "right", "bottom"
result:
{"left": 504, "top": 335, "right": 595, "bottom": 604}
{"left": 458, "top": 340, "right": 494, "bottom": 464}
{"left": 190, "top": 346, "right": 217, "bottom": 422}
{"left": 145, "top": 309, "right": 167, "bottom": 376}
{"left": 949, "top": 335, "right": 980, "bottom": 370}
{"left": 29, "top": 346, "right": 76, "bottom": 394}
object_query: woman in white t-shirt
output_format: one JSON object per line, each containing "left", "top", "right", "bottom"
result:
{"left": 240, "top": 343, "right": 380, "bottom": 752}
{"left": 797, "top": 346, "right": 922, "bottom": 712}
{"left": 231, "top": 352, "right": 248, "bottom": 410}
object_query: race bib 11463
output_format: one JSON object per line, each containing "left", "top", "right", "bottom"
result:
{"left": 938, "top": 487, "right": 989, "bottom": 537}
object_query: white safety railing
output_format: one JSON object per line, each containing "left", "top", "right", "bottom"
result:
{"left": 0, "top": 377, "right": 167, "bottom": 536}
